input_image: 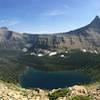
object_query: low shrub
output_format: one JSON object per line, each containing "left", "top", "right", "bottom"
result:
{"left": 48, "top": 88, "right": 70, "bottom": 100}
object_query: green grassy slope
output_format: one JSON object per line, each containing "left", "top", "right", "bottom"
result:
{"left": 0, "top": 49, "right": 100, "bottom": 85}
{"left": 19, "top": 50, "right": 100, "bottom": 71}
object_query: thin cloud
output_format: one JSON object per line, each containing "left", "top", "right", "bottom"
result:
{"left": 41, "top": 3, "right": 70, "bottom": 16}
{"left": 0, "top": 19, "right": 20, "bottom": 26}
{"left": 43, "top": 10, "right": 65, "bottom": 16}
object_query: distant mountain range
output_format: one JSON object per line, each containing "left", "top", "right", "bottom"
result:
{"left": 0, "top": 16, "right": 100, "bottom": 51}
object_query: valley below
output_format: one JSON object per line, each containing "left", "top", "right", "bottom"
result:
{"left": 0, "top": 16, "right": 100, "bottom": 99}
{"left": 0, "top": 49, "right": 100, "bottom": 100}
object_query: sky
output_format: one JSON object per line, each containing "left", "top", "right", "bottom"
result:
{"left": 0, "top": 0, "right": 100, "bottom": 34}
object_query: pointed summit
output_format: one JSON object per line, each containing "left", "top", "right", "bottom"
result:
{"left": 92, "top": 16, "right": 100, "bottom": 22}
{"left": 89, "top": 16, "right": 100, "bottom": 28}
{"left": 94, "top": 15, "right": 100, "bottom": 20}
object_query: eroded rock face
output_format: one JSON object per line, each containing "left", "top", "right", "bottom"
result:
{"left": 0, "top": 28, "right": 25, "bottom": 50}
{"left": 1, "top": 16, "right": 100, "bottom": 51}
{"left": 23, "top": 16, "right": 100, "bottom": 51}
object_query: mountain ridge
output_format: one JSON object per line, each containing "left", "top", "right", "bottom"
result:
{"left": 0, "top": 16, "right": 100, "bottom": 51}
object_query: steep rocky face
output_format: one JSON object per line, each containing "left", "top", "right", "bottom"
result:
{"left": 0, "top": 27, "right": 25, "bottom": 50}
{"left": 61, "top": 16, "right": 100, "bottom": 50}
{"left": 89, "top": 16, "right": 100, "bottom": 31}
{"left": 23, "top": 34, "right": 65, "bottom": 50}
{"left": 0, "top": 16, "right": 100, "bottom": 51}
{"left": 23, "top": 16, "right": 100, "bottom": 51}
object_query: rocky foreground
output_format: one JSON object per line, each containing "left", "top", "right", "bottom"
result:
{"left": 0, "top": 81, "right": 100, "bottom": 100}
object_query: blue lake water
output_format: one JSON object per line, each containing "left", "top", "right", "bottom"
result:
{"left": 20, "top": 68, "right": 90, "bottom": 89}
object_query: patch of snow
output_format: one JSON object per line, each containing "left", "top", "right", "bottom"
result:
{"left": 94, "top": 50, "right": 98, "bottom": 54}
{"left": 65, "top": 51, "right": 68, "bottom": 53}
{"left": 82, "top": 49, "right": 87, "bottom": 53}
{"left": 89, "top": 50, "right": 94, "bottom": 53}
{"left": 60, "top": 55, "right": 65, "bottom": 58}
{"left": 44, "top": 50, "right": 51, "bottom": 54}
{"left": 49, "top": 52, "right": 57, "bottom": 56}
{"left": 30, "top": 52, "right": 36, "bottom": 56}
{"left": 38, "top": 53, "right": 44, "bottom": 57}
{"left": 22, "top": 48, "right": 28, "bottom": 52}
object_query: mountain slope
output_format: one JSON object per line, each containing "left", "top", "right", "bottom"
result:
{"left": 23, "top": 16, "right": 100, "bottom": 51}
{"left": 0, "top": 16, "right": 100, "bottom": 51}
{"left": 65, "top": 16, "right": 100, "bottom": 46}
{"left": 0, "top": 27, "right": 25, "bottom": 50}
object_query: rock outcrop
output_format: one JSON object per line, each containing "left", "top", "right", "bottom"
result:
{"left": 0, "top": 27, "right": 25, "bottom": 50}
{"left": 23, "top": 16, "right": 100, "bottom": 51}
{"left": 0, "top": 81, "right": 49, "bottom": 100}
{"left": 0, "top": 81, "right": 100, "bottom": 100}
{"left": 69, "top": 85, "right": 88, "bottom": 96}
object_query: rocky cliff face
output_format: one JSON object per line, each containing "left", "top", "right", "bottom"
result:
{"left": 0, "top": 27, "right": 25, "bottom": 50}
{"left": 1, "top": 16, "right": 100, "bottom": 51}
{"left": 23, "top": 16, "right": 100, "bottom": 51}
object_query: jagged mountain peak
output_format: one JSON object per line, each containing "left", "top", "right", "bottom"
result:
{"left": 89, "top": 16, "right": 100, "bottom": 28}
{"left": 93, "top": 15, "right": 100, "bottom": 21}
{"left": 0, "top": 16, "right": 100, "bottom": 50}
